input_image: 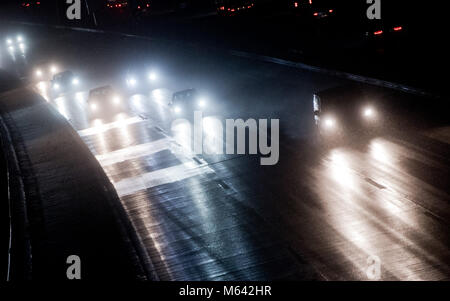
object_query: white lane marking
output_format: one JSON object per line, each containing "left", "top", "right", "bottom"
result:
{"left": 77, "top": 116, "right": 144, "bottom": 137}
{"left": 113, "top": 162, "right": 214, "bottom": 197}
{"left": 95, "top": 138, "right": 172, "bottom": 166}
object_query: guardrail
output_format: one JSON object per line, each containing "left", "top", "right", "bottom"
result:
{"left": 0, "top": 123, "right": 11, "bottom": 281}
{"left": 0, "top": 114, "right": 33, "bottom": 281}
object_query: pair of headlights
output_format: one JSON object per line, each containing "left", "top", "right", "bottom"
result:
{"left": 90, "top": 96, "right": 121, "bottom": 111}
{"left": 52, "top": 78, "right": 80, "bottom": 90}
{"left": 173, "top": 99, "right": 207, "bottom": 114}
{"left": 6, "top": 36, "right": 26, "bottom": 53}
{"left": 36, "top": 66, "right": 59, "bottom": 77}
{"left": 6, "top": 35, "right": 23, "bottom": 45}
{"left": 322, "top": 107, "right": 376, "bottom": 130}
{"left": 126, "top": 72, "right": 158, "bottom": 88}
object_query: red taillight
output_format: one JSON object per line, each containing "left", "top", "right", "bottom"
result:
{"left": 294, "top": 2, "right": 298, "bottom": 7}
{"left": 147, "top": 4, "right": 150, "bottom": 7}
{"left": 309, "top": 0, "right": 312, "bottom": 4}
{"left": 231, "top": 8, "right": 235, "bottom": 12}
{"left": 328, "top": 9, "right": 333, "bottom": 13}
{"left": 313, "top": 12, "right": 318, "bottom": 16}
{"left": 137, "top": 5, "right": 140, "bottom": 9}
{"left": 374, "top": 30, "right": 383, "bottom": 35}
{"left": 393, "top": 26, "right": 403, "bottom": 31}
{"left": 26, "top": 3, "right": 30, "bottom": 7}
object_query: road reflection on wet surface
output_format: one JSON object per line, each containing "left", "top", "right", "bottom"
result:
{"left": 2, "top": 24, "right": 449, "bottom": 280}
{"left": 38, "top": 87, "right": 448, "bottom": 280}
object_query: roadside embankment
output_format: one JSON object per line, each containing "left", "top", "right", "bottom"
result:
{"left": 0, "top": 75, "right": 156, "bottom": 280}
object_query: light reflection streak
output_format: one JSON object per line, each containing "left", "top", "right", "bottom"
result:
{"left": 314, "top": 140, "right": 449, "bottom": 280}
{"left": 150, "top": 89, "right": 170, "bottom": 120}
{"left": 202, "top": 117, "right": 224, "bottom": 155}
{"left": 131, "top": 95, "right": 144, "bottom": 111}
{"left": 115, "top": 113, "right": 132, "bottom": 145}
{"left": 55, "top": 97, "right": 69, "bottom": 119}
{"left": 36, "top": 81, "right": 49, "bottom": 101}
{"left": 171, "top": 119, "right": 192, "bottom": 152}
{"left": 329, "top": 149, "right": 355, "bottom": 189}
{"left": 78, "top": 116, "right": 144, "bottom": 137}
{"left": 369, "top": 139, "right": 393, "bottom": 166}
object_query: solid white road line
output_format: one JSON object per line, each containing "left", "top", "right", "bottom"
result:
{"left": 95, "top": 138, "right": 173, "bottom": 166}
{"left": 113, "top": 162, "right": 214, "bottom": 197}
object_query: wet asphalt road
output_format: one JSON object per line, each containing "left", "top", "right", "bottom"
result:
{"left": 1, "top": 23, "right": 449, "bottom": 280}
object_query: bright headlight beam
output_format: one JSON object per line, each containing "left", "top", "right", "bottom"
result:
{"left": 17, "top": 35, "right": 23, "bottom": 42}
{"left": 50, "top": 66, "right": 58, "bottom": 74}
{"left": 36, "top": 69, "right": 43, "bottom": 77}
{"left": 72, "top": 78, "right": 79, "bottom": 85}
{"left": 127, "top": 77, "right": 137, "bottom": 87}
{"left": 90, "top": 103, "right": 98, "bottom": 111}
{"left": 6, "top": 39, "right": 12, "bottom": 45}
{"left": 53, "top": 83, "right": 60, "bottom": 90}
{"left": 198, "top": 99, "right": 206, "bottom": 108}
{"left": 324, "top": 117, "right": 335, "bottom": 128}
{"left": 148, "top": 72, "right": 157, "bottom": 81}
{"left": 174, "top": 106, "right": 181, "bottom": 113}
{"left": 364, "top": 107, "right": 374, "bottom": 117}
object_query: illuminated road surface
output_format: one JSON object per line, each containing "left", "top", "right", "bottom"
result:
{"left": 1, "top": 24, "right": 449, "bottom": 280}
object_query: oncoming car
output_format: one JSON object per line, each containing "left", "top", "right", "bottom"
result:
{"left": 313, "top": 85, "right": 382, "bottom": 141}
{"left": 170, "top": 89, "right": 207, "bottom": 116}
{"left": 50, "top": 70, "right": 81, "bottom": 98}
{"left": 33, "top": 62, "right": 60, "bottom": 83}
{"left": 124, "top": 68, "right": 159, "bottom": 94}
{"left": 87, "top": 85, "right": 125, "bottom": 117}
{"left": 5, "top": 34, "right": 26, "bottom": 54}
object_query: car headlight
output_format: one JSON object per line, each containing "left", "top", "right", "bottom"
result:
{"left": 90, "top": 103, "right": 98, "bottom": 111}
{"left": 36, "top": 69, "right": 43, "bottom": 77}
{"left": 17, "top": 35, "right": 23, "bottom": 42}
{"left": 198, "top": 99, "right": 206, "bottom": 108}
{"left": 363, "top": 107, "right": 375, "bottom": 118}
{"left": 50, "top": 65, "right": 58, "bottom": 74}
{"left": 72, "top": 78, "right": 79, "bottom": 85}
{"left": 323, "top": 117, "right": 335, "bottom": 129}
{"left": 53, "top": 83, "right": 60, "bottom": 90}
{"left": 148, "top": 72, "right": 157, "bottom": 81}
{"left": 112, "top": 96, "right": 121, "bottom": 105}
{"left": 6, "top": 38, "right": 12, "bottom": 45}
{"left": 127, "top": 77, "right": 137, "bottom": 87}
{"left": 174, "top": 106, "right": 181, "bottom": 114}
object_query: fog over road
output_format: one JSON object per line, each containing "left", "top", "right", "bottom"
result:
{"left": 1, "top": 23, "right": 449, "bottom": 280}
